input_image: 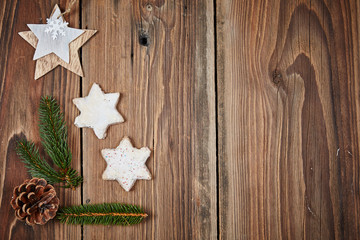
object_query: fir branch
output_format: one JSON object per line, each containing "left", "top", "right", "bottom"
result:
{"left": 16, "top": 96, "right": 82, "bottom": 189}
{"left": 57, "top": 203, "right": 148, "bottom": 225}
{"left": 16, "top": 140, "right": 62, "bottom": 184}
{"left": 39, "top": 96, "right": 71, "bottom": 169}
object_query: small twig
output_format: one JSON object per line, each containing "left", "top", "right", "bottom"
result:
{"left": 58, "top": 0, "right": 78, "bottom": 18}
{"left": 63, "top": 212, "right": 148, "bottom": 217}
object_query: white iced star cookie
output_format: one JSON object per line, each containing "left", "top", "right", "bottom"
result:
{"left": 73, "top": 83, "right": 124, "bottom": 139}
{"left": 101, "top": 137, "right": 152, "bottom": 191}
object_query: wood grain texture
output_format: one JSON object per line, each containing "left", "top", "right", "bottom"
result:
{"left": 2, "top": 0, "right": 359, "bottom": 239}
{"left": 81, "top": 0, "right": 216, "bottom": 239}
{"left": 0, "top": 0, "right": 81, "bottom": 239}
{"left": 217, "top": 0, "right": 360, "bottom": 239}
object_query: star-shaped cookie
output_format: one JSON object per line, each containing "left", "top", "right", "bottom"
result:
{"left": 101, "top": 137, "right": 152, "bottom": 191}
{"left": 73, "top": 83, "right": 124, "bottom": 139}
{"left": 19, "top": 5, "right": 97, "bottom": 79}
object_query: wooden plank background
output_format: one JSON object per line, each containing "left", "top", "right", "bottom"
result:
{"left": 0, "top": 0, "right": 359, "bottom": 239}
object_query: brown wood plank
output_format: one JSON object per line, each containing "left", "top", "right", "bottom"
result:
{"left": 81, "top": 0, "right": 216, "bottom": 239}
{"left": 0, "top": 1, "right": 81, "bottom": 239}
{"left": 217, "top": 0, "right": 360, "bottom": 239}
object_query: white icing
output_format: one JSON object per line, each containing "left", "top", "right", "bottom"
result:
{"left": 101, "top": 137, "right": 151, "bottom": 191}
{"left": 73, "top": 83, "right": 124, "bottom": 139}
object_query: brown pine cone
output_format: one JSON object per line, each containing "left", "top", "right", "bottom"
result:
{"left": 10, "top": 178, "right": 59, "bottom": 225}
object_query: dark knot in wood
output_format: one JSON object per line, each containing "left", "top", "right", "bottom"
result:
{"left": 272, "top": 69, "right": 283, "bottom": 84}
{"left": 139, "top": 31, "right": 150, "bottom": 47}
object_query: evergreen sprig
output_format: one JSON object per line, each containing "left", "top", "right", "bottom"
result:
{"left": 57, "top": 203, "right": 148, "bottom": 225}
{"left": 16, "top": 140, "right": 63, "bottom": 183}
{"left": 39, "top": 96, "right": 72, "bottom": 170}
{"left": 16, "top": 96, "right": 82, "bottom": 189}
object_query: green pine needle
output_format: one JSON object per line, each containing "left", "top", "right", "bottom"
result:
{"left": 16, "top": 96, "right": 82, "bottom": 189}
{"left": 39, "top": 96, "right": 71, "bottom": 169}
{"left": 57, "top": 203, "right": 148, "bottom": 225}
{"left": 16, "top": 140, "right": 62, "bottom": 184}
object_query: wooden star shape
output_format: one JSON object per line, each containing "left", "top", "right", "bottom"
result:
{"left": 101, "top": 137, "right": 152, "bottom": 191}
{"left": 73, "top": 83, "right": 124, "bottom": 139}
{"left": 18, "top": 5, "right": 97, "bottom": 80}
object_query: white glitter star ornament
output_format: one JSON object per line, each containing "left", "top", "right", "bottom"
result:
{"left": 73, "top": 83, "right": 124, "bottom": 139}
{"left": 101, "top": 137, "right": 152, "bottom": 191}
{"left": 18, "top": 5, "right": 97, "bottom": 79}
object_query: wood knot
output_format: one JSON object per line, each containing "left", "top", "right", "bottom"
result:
{"left": 139, "top": 31, "right": 150, "bottom": 47}
{"left": 146, "top": 4, "right": 153, "bottom": 11}
{"left": 272, "top": 69, "right": 283, "bottom": 84}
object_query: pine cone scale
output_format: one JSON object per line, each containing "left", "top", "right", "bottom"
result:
{"left": 19, "top": 192, "right": 29, "bottom": 203}
{"left": 26, "top": 216, "right": 35, "bottom": 225}
{"left": 10, "top": 197, "right": 17, "bottom": 209}
{"left": 35, "top": 185, "right": 45, "bottom": 196}
{"left": 39, "top": 189, "right": 56, "bottom": 203}
{"left": 27, "top": 192, "right": 36, "bottom": 201}
{"left": 26, "top": 203, "right": 38, "bottom": 215}
{"left": 26, "top": 183, "right": 37, "bottom": 193}
{"left": 15, "top": 209, "right": 27, "bottom": 219}
{"left": 34, "top": 212, "right": 44, "bottom": 225}
{"left": 14, "top": 197, "right": 24, "bottom": 208}
{"left": 18, "top": 185, "right": 26, "bottom": 193}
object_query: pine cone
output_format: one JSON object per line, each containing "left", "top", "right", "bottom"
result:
{"left": 10, "top": 178, "right": 59, "bottom": 225}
